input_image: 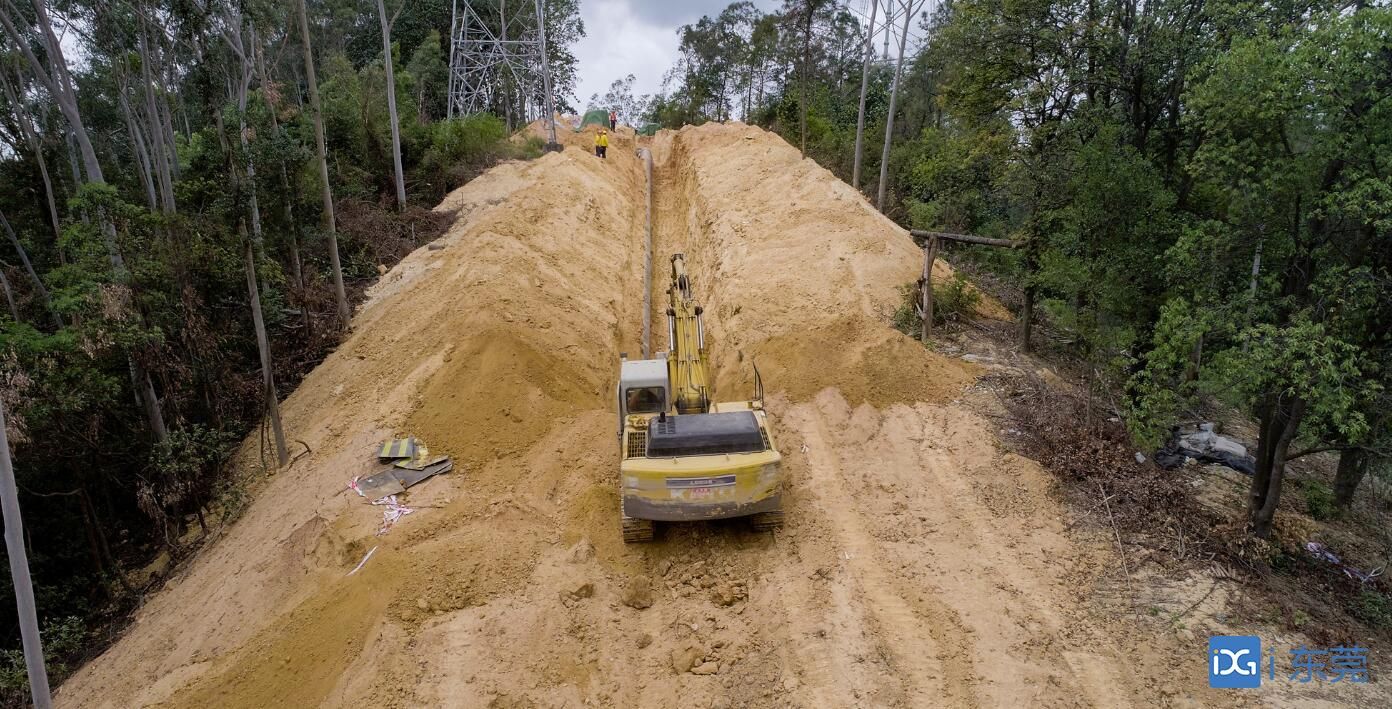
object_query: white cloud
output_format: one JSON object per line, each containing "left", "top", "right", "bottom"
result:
{"left": 572, "top": 0, "right": 679, "bottom": 109}
{"left": 570, "top": 0, "right": 783, "bottom": 111}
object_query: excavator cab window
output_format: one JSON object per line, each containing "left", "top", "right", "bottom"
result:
{"left": 625, "top": 387, "right": 665, "bottom": 414}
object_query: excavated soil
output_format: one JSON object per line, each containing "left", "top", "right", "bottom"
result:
{"left": 58, "top": 122, "right": 1225, "bottom": 708}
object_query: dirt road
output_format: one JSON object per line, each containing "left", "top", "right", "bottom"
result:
{"left": 57, "top": 122, "right": 1217, "bottom": 707}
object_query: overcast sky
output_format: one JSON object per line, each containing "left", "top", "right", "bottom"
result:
{"left": 571, "top": 0, "right": 784, "bottom": 109}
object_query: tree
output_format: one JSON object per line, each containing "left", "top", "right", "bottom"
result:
{"left": 0, "top": 0, "right": 169, "bottom": 444}
{"left": 1130, "top": 6, "right": 1392, "bottom": 537}
{"left": 0, "top": 67, "right": 63, "bottom": 259}
{"left": 377, "top": 0, "right": 407, "bottom": 211}
{"left": 592, "top": 73, "right": 644, "bottom": 125}
{"left": 783, "top": 0, "right": 835, "bottom": 156}
{"left": 851, "top": 0, "right": 881, "bottom": 190}
{"left": 297, "top": 0, "right": 351, "bottom": 326}
{"left": 405, "top": 30, "right": 448, "bottom": 122}
{"left": 875, "top": 0, "right": 922, "bottom": 211}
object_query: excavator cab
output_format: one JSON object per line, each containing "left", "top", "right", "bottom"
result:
{"left": 616, "top": 255, "right": 784, "bottom": 543}
{"left": 618, "top": 357, "right": 668, "bottom": 429}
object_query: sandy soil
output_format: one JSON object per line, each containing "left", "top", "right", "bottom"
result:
{"left": 58, "top": 122, "right": 1229, "bottom": 708}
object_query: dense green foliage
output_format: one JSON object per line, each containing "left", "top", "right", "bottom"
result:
{"left": 649, "top": 0, "right": 1391, "bottom": 539}
{"left": 0, "top": 0, "right": 573, "bottom": 696}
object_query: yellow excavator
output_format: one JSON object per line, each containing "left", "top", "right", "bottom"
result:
{"left": 616, "top": 254, "right": 783, "bottom": 542}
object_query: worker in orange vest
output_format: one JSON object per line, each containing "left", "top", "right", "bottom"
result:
{"left": 609, "top": 110, "right": 618, "bottom": 131}
{"left": 595, "top": 128, "right": 608, "bottom": 159}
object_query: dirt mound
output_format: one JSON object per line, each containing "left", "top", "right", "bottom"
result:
{"left": 57, "top": 134, "right": 647, "bottom": 707}
{"left": 651, "top": 122, "right": 982, "bottom": 405}
{"left": 749, "top": 317, "right": 979, "bottom": 407}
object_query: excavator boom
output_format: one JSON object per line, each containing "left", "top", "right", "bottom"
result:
{"left": 666, "top": 254, "right": 711, "bottom": 414}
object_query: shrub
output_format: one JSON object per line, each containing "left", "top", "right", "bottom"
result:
{"left": 1352, "top": 590, "right": 1392, "bottom": 628}
{"left": 891, "top": 275, "right": 982, "bottom": 338}
{"left": 1303, "top": 481, "right": 1338, "bottom": 521}
{"left": 0, "top": 616, "right": 87, "bottom": 704}
{"left": 416, "top": 115, "right": 524, "bottom": 200}
{"left": 891, "top": 283, "right": 920, "bottom": 337}
{"left": 935, "top": 274, "right": 982, "bottom": 324}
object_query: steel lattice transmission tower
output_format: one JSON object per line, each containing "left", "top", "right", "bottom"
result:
{"left": 448, "top": 0, "right": 559, "bottom": 147}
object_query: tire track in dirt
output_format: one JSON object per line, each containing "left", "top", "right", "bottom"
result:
{"left": 892, "top": 404, "right": 1138, "bottom": 707}
{"left": 789, "top": 393, "right": 979, "bottom": 707}
{"left": 885, "top": 401, "right": 1135, "bottom": 704}
{"left": 758, "top": 421, "right": 902, "bottom": 707}
{"left": 796, "top": 391, "right": 1155, "bottom": 708}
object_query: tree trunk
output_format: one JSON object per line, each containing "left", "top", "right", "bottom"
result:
{"left": 852, "top": 0, "right": 880, "bottom": 190}
{"left": 63, "top": 130, "right": 82, "bottom": 194}
{"left": 229, "top": 48, "right": 265, "bottom": 248}
{"left": 799, "top": 3, "right": 813, "bottom": 158}
{"left": 0, "top": 69, "right": 64, "bottom": 259}
{"left": 876, "top": 0, "right": 914, "bottom": 212}
{"left": 139, "top": 26, "right": 176, "bottom": 215}
{"left": 119, "top": 92, "right": 160, "bottom": 211}
{"left": 0, "top": 270, "right": 18, "bottom": 322}
{"left": 80, "top": 486, "right": 131, "bottom": 595}
{"left": 297, "top": 0, "right": 351, "bottom": 326}
{"left": 243, "top": 231, "right": 288, "bottom": 467}
{"left": 1333, "top": 447, "right": 1370, "bottom": 509}
{"left": 377, "top": 0, "right": 407, "bottom": 210}
{"left": 34, "top": 136, "right": 63, "bottom": 262}
{"left": 254, "top": 32, "right": 306, "bottom": 293}
{"left": 157, "top": 49, "right": 182, "bottom": 183}
{"left": 1249, "top": 394, "right": 1306, "bottom": 537}
{"left": 0, "top": 210, "right": 61, "bottom": 329}
{"left": 1182, "top": 332, "right": 1204, "bottom": 383}
{"left": 1020, "top": 284, "right": 1036, "bottom": 353}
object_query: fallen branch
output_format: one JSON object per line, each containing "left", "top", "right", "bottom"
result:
{"left": 1099, "top": 482, "right": 1135, "bottom": 601}
{"left": 289, "top": 439, "right": 312, "bottom": 466}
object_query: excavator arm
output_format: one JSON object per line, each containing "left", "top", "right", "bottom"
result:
{"left": 666, "top": 254, "right": 712, "bottom": 414}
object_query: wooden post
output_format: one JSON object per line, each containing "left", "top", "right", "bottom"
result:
{"left": 920, "top": 235, "right": 938, "bottom": 344}
{"left": 909, "top": 230, "right": 1016, "bottom": 248}
{"left": 905, "top": 229, "right": 1016, "bottom": 344}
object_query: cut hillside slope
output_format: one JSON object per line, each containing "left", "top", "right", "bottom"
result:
{"left": 58, "top": 121, "right": 1219, "bottom": 708}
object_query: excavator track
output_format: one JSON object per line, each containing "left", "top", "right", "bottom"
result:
{"left": 622, "top": 516, "right": 655, "bottom": 543}
{"left": 749, "top": 509, "right": 784, "bottom": 532}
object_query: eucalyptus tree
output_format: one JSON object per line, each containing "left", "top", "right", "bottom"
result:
{"left": 0, "top": 0, "right": 169, "bottom": 443}
{"left": 0, "top": 66, "right": 63, "bottom": 257}
{"left": 875, "top": 0, "right": 923, "bottom": 211}
{"left": 376, "top": 0, "right": 407, "bottom": 210}
{"left": 851, "top": 0, "right": 881, "bottom": 189}
{"left": 296, "top": 0, "right": 351, "bottom": 325}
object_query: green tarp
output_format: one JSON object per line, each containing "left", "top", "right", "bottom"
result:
{"left": 638, "top": 123, "right": 661, "bottom": 136}
{"left": 580, "top": 109, "right": 610, "bottom": 128}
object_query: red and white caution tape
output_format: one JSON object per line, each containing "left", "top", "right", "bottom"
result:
{"left": 373, "top": 494, "right": 414, "bottom": 536}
